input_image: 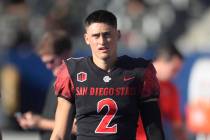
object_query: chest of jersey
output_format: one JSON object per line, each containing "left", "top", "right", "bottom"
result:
{"left": 66, "top": 56, "right": 147, "bottom": 138}
{"left": 73, "top": 64, "right": 140, "bottom": 116}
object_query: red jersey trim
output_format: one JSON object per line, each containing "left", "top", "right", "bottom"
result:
{"left": 54, "top": 63, "right": 75, "bottom": 103}
{"left": 141, "top": 63, "right": 160, "bottom": 100}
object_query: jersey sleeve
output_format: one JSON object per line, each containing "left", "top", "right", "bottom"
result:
{"left": 54, "top": 63, "right": 75, "bottom": 103}
{"left": 140, "top": 63, "right": 160, "bottom": 102}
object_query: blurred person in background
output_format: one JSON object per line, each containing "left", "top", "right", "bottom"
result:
{"left": 16, "top": 30, "right": 76, "bottom": 140}
{"left": 186, "top": 57, "right": 210, "bottom": 140}
{"left": 0, "top": 26, "right": 50, "bottom": 130}
{"left": 136, "top": 43, "right": 188, "bottom": 140}
{"left": 0, "top": 0, "right": 52, "bottom": 125}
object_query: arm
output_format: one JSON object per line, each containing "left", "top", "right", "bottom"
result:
{"left": 17, "top": 110, "right": 77, "bottom": 134}
{"left": 71, "top": 119, "right": 77, "bottom": 135}
{"left": 51, "top": 62, "right": 76, "bottom": 140}
{"left": 37, "top": 118, "right": 54, "bottom": 130}
{"left": 140, "top": 100, "right": 165, "bottom": 140}
{"left": 50, "top": 97, "right": 73, "bottom": 140}
{"left": 16, "top": 111, "right": 54, "bottom": 130}
{"left": 140, "top": 63, "right": 165, "bottom": 140}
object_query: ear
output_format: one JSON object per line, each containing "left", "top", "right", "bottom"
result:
{"left": 117, "top": 30, "right": 121, "bottom": 40}
{"left": 84, "top": 33, "right": 90, "bottom": 45}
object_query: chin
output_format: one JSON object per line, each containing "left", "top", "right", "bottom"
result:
{"left": 102, "top": 55, "right": 110, "bottom": 61}
{"left": 96, "top": 53, "right": 109, "bottom": 60}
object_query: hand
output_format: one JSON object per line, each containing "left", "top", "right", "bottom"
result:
{"left": 71, "top": 119, "right": 77, "bottom": 134}
{"left": 16, "top": 111, "right": 41, "bottom": 130}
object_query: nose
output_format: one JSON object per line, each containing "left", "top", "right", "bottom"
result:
{"left": 98, "top": 35, "right": 106, "bottom": 45}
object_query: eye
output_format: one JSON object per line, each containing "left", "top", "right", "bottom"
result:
{"left": 92, "top": 33, "right": 100, "bottom": 38}
{"left": 103, "top": 32, "right": 111, "bottom": 38}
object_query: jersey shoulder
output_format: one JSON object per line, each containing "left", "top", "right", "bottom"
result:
{"left": 118, "top": 55, "right": 151, "bottom": 70}
{"left": 65, "top": 57, "right": 89, "bottom": 75}
{"left": 66, "top": 57, "right": 88, "bottom": 64}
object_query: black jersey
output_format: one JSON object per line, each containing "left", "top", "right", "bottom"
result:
{"left": 55, "top": 55, "right": 160, "bottom": 140}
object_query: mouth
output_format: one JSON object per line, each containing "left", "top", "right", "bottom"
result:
{"left": 99, "top": 47, "right": 109, "bottom": 51}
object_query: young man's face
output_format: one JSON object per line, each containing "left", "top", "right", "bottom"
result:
{"left": 41, "top": 53, "right": 63, "bottom": 76}
{"left": 84, "top": 23, "right": 120, "bottom": 61}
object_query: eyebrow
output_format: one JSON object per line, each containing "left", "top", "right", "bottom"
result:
{"left": 91, "top": 31, "right": 111, "bottom": 37}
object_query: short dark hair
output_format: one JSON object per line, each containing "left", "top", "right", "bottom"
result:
{"left": 154, "top": 43, "right": 183, "bottom": 61}
{"left": 36, "top": 30, "right": 72, "bottom": 56}
{"left": 84, "top": 10, "right": 117, "bottom": 29}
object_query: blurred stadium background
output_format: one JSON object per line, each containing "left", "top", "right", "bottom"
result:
{"left": 0, "top": 0, "right": 210, "bottom": 139}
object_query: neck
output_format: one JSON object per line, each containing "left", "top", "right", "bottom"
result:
{"left": 92, "top": 56, "right": 117, "bottom": 72}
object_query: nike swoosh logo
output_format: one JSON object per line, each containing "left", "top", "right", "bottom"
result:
{"left": 124, "top": 76, "right": 135, "bottom": 81}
